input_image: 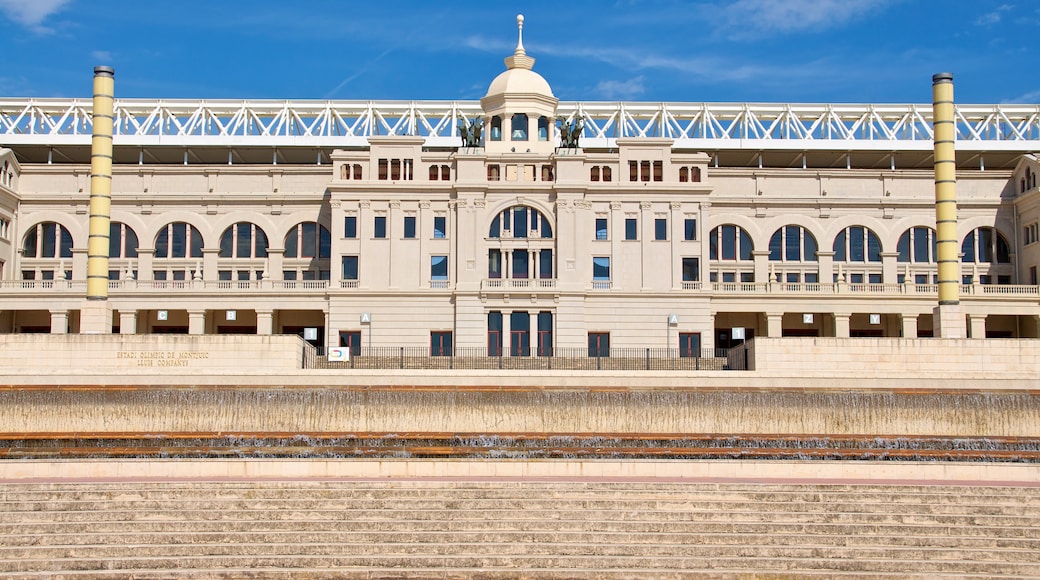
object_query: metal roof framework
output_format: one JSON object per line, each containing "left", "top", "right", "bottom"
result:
{"left": 1, "top": 98, "right": 1039, "bottom": 153}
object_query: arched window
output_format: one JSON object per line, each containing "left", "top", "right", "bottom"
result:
{"left": 897, "top": 227, "right": 936, "bottom": 263}
{"left": 487, "top": 206, "right": 555, "bottom": 281}
{"left": 488, "top": 206, "right": 553, "bottom": 239}
{"left": 490, "top": 116, "right": 502, "bottom": 141}
{"left": 961, "top": 227, "right": 1011, "bottom": 263}
{"left": 709, "top": 225, "right": 753, "bottom": 261}
{"left": 833, "top": 226, "right": 881, "bottom": 262}
{"left": 219, "top": 222, "right": 269, "bottom": 258}
{"left": 22, "top": 222, "right": 73, "bottom": 258}
{"left": 284, "top": 222, "right": 331, "bottom": 259}
{"left": 768, "top": 226, "right": 818, "bottom": 262}
{"left": 155, "top": 222, "right": 203, "bottom": 258}
{"left": 511, "top": 113, "right": 528, "bottom": 141}
{"left": 537, "top": 116, "right": 549, "bottom": 141}
{"left": 109, "top": 222, "right": 139, "bottom": 258}
{"left": 679, "top": 167, "right": 689, "bottom": 182}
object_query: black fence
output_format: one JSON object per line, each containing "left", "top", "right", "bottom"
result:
{"left": 310, "top": 346, "right": 745, "bottom": 371}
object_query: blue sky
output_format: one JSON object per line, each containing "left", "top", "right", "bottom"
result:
{"left": 0, "top": 0, "right": 1036, "bottom": 104}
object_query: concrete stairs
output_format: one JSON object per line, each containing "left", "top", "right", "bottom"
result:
{"left": 0, "top": 480, "right": 1038, "bottom": 577}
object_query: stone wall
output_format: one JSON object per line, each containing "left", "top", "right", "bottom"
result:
{"left": 0, "top": 334, "right": 311, "bottom": 373}
{"left": 748, "top": 337, "right": 1040, "bottom": 378}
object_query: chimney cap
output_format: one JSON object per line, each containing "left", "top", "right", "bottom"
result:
{"left": 93, "top": 66, "right": 115, "bottom": 77}
{"left": 932, "top": 72, "right": 953, "bottom": 84}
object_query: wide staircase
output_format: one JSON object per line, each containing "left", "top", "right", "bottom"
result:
{"left": 0, "top": 480, "right": 1038, "bottom": 578}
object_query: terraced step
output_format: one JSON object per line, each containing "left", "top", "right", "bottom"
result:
{"left": 0, "top": 480, "right": 1037, "bottom": 578}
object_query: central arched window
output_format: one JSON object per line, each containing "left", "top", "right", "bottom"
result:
{"left": 487, "top": 205, "right": 555, "bottom": 281}
{"left": 961, "top": 227, "right": 1010, "bottom": 263}
{"left": 23, "top": 222, "right": 73, "bottom": 258}
{"left": 155, "top": 222, "right": 203, "bottom": 258}
{"left": 219, "top": 222, "right": 269, "bottom": 258}
{"left": 833, "top": 226, "right": 881, "bottom": 262}
{"left": 489, "top": 206, "right": 553, "bottom": 239}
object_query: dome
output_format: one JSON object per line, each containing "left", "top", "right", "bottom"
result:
{"left": 485, "top": 67, "right": 554, "bottom": 99}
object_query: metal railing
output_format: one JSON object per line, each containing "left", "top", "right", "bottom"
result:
{"left": 311, "top": 346, "right": 733, "bottom": 371}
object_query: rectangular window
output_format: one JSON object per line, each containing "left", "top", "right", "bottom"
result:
{"left": 374, "top": 216, "right": 387, "bottom": 239}
{"left": 283, "top": 270, "right": 297, "bottom": 281}
{"left": 434, "top": 216, "right": 446, "bottom": 238}
{"left": 342, "top": 256, "right": 359, "bottom": 280}
{"left": 684, "top": 218, "right": 696, "bottom": 241}
{"left": 403, "top": 216, "right": 416, "bottom": 239}
{"left": 869, "top": 273, "right": 882, "bottom": 284}
{"left": 682, "top": 258, "right": 699, "bottom": 282}
{"left": 593, "top": 257, "right": 610, "bottom": 280}
{"left": 588, "top": 332, "right": 610, "bottom": 357}
{"left": 431, "top": 331, "right": 453, "bottom": 356}
{"left": 219, "top": 270, "right": 232, "bottom": 281}
{"left": 539, "top": 249, "right": 553, "bottom": 278}
{"left": 344, "top": 216, "right": 357, "bottom": 238}
{"left": 339, "top": 331, "right": 362, "bottom": 356}
{"left": 655, "top": 218, "right": 667, "bottom": 241}
{"left": 431, "top": 255, "right": 449, "bottom": 280}
{"left": 537, "top": 311, "right": 553, "bottom": 357}
{"left": 1031, "top": 266, "right": 1038, "bottom": 286}
{"left": 595, "top": 218, "right": 608, "bottom": 240}
{"left": 625, "top": 218, "right": 637, "bottom": 240}
{"left": 489, "top": 249, "right": 502, "bottom": 279}
{"left": 513, "top": 208, "right": 528, "bottom": 238}
{"left": 678, "top": 333, "right": 701, "bottom": 358}
{"left": 512, "top": 250, "right": 529, "bottom": 279}
{"left": 488, "top": 311, "right": 503, "bottom": 356}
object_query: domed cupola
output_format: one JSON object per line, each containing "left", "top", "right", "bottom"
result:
{"left": 480, "top": 15, "right": 559, "bottom": 154}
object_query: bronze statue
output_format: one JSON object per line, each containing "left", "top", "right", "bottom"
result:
{"left": 556, "top": 116, "right": 583, "bottom": 148}
{"left": 458, "top": 118, "right": 484, "bottom": 147}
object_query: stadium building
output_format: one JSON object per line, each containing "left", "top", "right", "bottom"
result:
{"left": 1, "top": 16, "right": 1039, "bottom": 355}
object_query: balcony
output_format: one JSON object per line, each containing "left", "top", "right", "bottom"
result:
{"left": 482, "top": 278, "right": 557, "bottom": 290}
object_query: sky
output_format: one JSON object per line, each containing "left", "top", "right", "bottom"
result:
{"left": 0, "top": 0, "right": 1036, "bottom": 105}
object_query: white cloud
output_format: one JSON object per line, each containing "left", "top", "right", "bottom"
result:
{"left": 711, "top": 0, "right": 890, "bottom": 39}
{"left": 0, "top": 0, "right": 72, "bottom": 33}
{"left": 91, "top": 50, "right": 113, "bottom": 63}
{"left": 1003, "top": 89, "right": 1040, "bottom": 104}
{"left": 594, "top": 76, "right": 646, "bottom": 100}
{"left": 976, "top": 4, "right": 1013, "bottom": 26}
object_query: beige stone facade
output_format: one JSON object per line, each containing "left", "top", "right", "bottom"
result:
{"left": 0, "top": 31, "right": 1038, "bottom": 355}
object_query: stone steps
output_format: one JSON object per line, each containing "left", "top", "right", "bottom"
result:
{"left": 2, "top": 554, "right": 1038, "bottom": 576}
{"left": 0, "top": 481, "right": 1037, "bottom": 577}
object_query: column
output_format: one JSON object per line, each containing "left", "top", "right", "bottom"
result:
{"left": 704, "top": 312, "right": 716, "bottom": 351}
{"left": 530, "top": 311, "right": 538, "bottom": 356}
{"left": 256, "top": 309, "right": 274, "bottom": 335}
{"left": 187, "top": 309, "right": 206, "bottom": 335}
{"left": 202, "top": 248, "right": 219, "bottom": 281}
{"left": 118, "top": 310, "right": 137, "bottom": 334}
{"left": 49, "top": 310, "right": 69, "bottom": 334}
{"left": 267, "top": 248, "right": 284, "bottom": 282}
{"left": 880, "top": 252, "right": 899, "bottom": 284}
{"left": 502, "top": 311, "right": 511, "bottom": 355}
{"left": 640, "top": 201, "right": 652, "bottom": 290}
{"left": 901, "top": 314, "right": 918, "bottom": 339}
{"left": 968, "top": 314, "right": 986, "bottom": 339}
{"left": 669, "top": 202, "right": 682, "bottom": 290}
{"left": 817, "top": 251, "right": 834, "bottom": 286}
{"left": 834, "top": 312, "right": 851, "bottom": 338}
{"left": 752, "top": 250, "right": 769, "bottom": 284}
{"left": 766, "top": 312, "right": 783, "bottom": 338}
{"left": 136, "top": 249, "right": 155, "bottom": 281}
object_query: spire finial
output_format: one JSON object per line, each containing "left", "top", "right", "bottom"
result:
{"left": 516, "top": 14, "right": 525, "bottom": 56}
{"left": 504, "top": 14, "right": 535, "bottom": 70}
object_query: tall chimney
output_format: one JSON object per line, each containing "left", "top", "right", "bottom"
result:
{"left": 86, "top": 66, "right": 114, "bottom": 301}
{"left": 931, "top": 72, "right": 966, "bottom": 338}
